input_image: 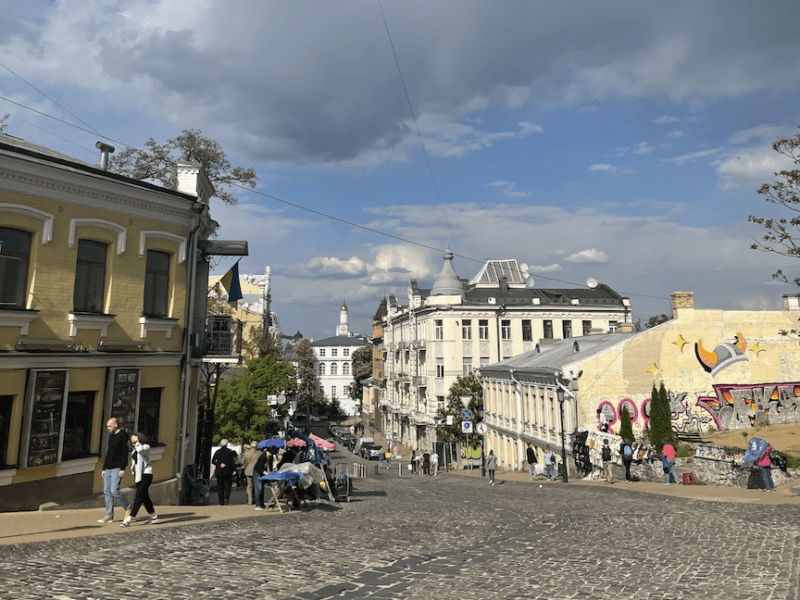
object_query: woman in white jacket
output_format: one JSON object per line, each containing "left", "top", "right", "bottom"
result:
{"left": 121, "top": 432, "right": 158, "bottom": 527}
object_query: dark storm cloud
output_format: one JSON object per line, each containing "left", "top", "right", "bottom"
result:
{"left": 51, "top": 1, "right": 800, "bottom": 164}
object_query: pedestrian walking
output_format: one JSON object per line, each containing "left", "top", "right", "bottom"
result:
{"left": 543, "top": 446, "right": 555, "bottom": 481}
{"left": 601, "top": 439, "right": 614, "bottom": 484}
{"left": 431, "top": 451, "right": 439, "bottom": 476}
{"left": 526, "top": 443, "right": 538, "bottom": 481}
{"left": 212, "top": 439, "right": 237, "bottom": 505}
{"left": 98, "top": 418, "right": 131, "bottom": 523}
{"left": 121, "top": 432, "right": 157, "bottom": 527}
{"left": 622, "top": 439, "right": 634, "bottom": 483}
{"left": 422, "top": 451, "right": 431, "bottom": 476}
{"left": 385, "top": 449, "right": 392, "bottom": 469}
{"left": 253, "top": 447, "right": 271, "bottom": 510}
{"left": 487, "top": 450, "right": 497, "bottom": 485}
{"left": 411, "top": 449, "right": 417, "bottom": 473}
{"left": 661, "top": 438, "right": 679, "bottom": 484}
{"left": 242, "top": 440, "right": 260, "bottom": 505}
{"left": 757, "top": 442, "right": 775, "bottom": 492}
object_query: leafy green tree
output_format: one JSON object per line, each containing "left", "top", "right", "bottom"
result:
{"left": 242, "top": 325, "right": 283, "bottom": 361}
{"left": 618, "top": 406, "right": 634, "bottom": 442}
{"left": 111, "top": 129, "right": 257, "bottom": 204}
{"left": 648, "top": 382, "right": 675, "bottom": 453}
{"left": 645, "top": 314, "right": 671, "bottom": 328}
{"left": 349, "top": 345, "right": 373, "bottom": 402}
{"left": 0, "top": 114, "right": 9, "bottom": 133}
{"left": 213, "top": 355, "right": 297, "bottom": 444}
{"left": 436, "top": 373, "right": 483, "bottom": 446}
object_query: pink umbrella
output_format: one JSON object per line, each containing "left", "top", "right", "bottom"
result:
{"left": 310, "top": 433, "right": 335, "bottom": 451}
{"left": 286, "top": 438, "right": 306, "bottom": 447}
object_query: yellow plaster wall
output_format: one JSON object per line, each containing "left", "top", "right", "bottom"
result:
{"left": 0, "top": 369, "right": 28, "bottom": 465}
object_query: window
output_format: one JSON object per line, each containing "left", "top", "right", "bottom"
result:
{"left": 319, "top": 363, "right": 326, "bottom": 376}
{"left": 463, "top": 357, "right": 472, "bottom": 375}
{"left": 437, "top": 396, "right": 445, "bottom": 410}
{"left": 62, "top": 391, "right": 95, "bottom": 460}
{"left": 478, "top": 319, "right": 489, "bottom": 340}
{"left": 501, "top": 319, "right": 511, "bottom": 340}
{"left": 319, "top": 349, "right": 326, "bottom": 357}
{"left": 343, "top": 348, "right": 350, "bottom": 357}
{"left": 436, "top": 358, "right": 444, "bottom": 378}
{"left": 462, "top": 319, "right": 472, "bottom": 340}
{"left": 138, "top": 387, "right": 161, "bottom": 443}
{"left": 343, "top": 363, "right": 350, "bottom": 375}
{"left": 562, "top": 320, "right": 572, "bottom": 339}
{"left": 330, "top": 363, "right": 338, "bottom": 375}
{"left": 331, "top": 386, "right": 337, "bottom": 398}
{"left": 522, "top": 319, "right": 532, "bottom": 341}
{"left": 0, "top": 227, "right": 31, "bottom": 308}
{"left": 609, "top": 320, "right": 619, "bottom": 333}
{"left": 0, "top": 395, "right": 12, "bottom": 466}
{"left": 143, "top": 250, "right": 170, "bottom": 317}
{"left": 543, "top": 320, "right": 553, "bottom": 339}
{"left": 583, "top": 320, "right": 592, "bottom": 336}
{"left": 331, "top": 348, "right": 338, "bottom": 357}
{"left": 73, "top": 240, "right": 107, "bottom": 312}
{"left": 480, "top": 356, "right": 490, "bottom": 367}
{"left": 435, "top": 319, "right": 443, "bottom": 340}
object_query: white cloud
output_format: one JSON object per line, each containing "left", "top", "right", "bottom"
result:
{"left": 565, "top": 248, "right": 609, "bottom": 264}
{"left": 654, "top": 116, "right": 680, "bottom": 124}
{"left": 518, "top": 121, "right": 544, "bottom": 137}
{"left": 634, "top": 142, "right": 655, "bottom": 155}
{"left": 714, "top": 145, "right": 795, "bottom": 190}
{"left": 662, "top": 148, "right": 721, "bottom": 165}
{"left": 527, "top": 263, "right": 563, "bottom": 273}
{"left": 589, "top": 163, "right": 617, "bottom": 172}
{"left": 666, "top": 130, "right": 684, "bottom": 138}
{"left": 486, "top": 180, "right": 532, "bottom": 197}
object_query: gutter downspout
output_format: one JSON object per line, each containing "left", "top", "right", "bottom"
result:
{"left": 176, "top": 205, "right": 204, "bottom": 500}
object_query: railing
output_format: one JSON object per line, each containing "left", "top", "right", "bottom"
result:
{"left": 203, "top": 315, "right": 243, "bottom": 358}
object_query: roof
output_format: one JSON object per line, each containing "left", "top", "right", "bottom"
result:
{"left": 481, "top": 332, "right": 639, "bottom": 377}
{"left": 469, "top": 259, "right": 526, "bottom": 285}
{"left": 311, "top": 335, "right": 369, "bottom": 347}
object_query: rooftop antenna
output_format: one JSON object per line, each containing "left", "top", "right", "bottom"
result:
{"left": 519, "top": 262, "right": 535, "bottom": 288}
{"left": 587, "top": 276, "right": 599, "bottom": 289}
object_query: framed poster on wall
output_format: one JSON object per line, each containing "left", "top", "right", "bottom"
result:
{"left": 105, "top": 368, "right": 140, "bottom": 433}
{"left": 21, "top": 370, "right": 70, "bottom": 468}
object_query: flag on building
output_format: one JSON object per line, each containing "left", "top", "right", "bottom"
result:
{"left": 219, "top": 261, "right": 243, "bottom": 306}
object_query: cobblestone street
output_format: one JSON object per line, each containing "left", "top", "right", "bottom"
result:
{"left": 2, "top": 468, "right": 798, "bottom": 600}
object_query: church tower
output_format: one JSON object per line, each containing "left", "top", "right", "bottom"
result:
{"left": 336, "top": 300, "right": 350, "bottom": 337}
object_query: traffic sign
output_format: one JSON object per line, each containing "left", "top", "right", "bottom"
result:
{"left": 476, "top": 422, "right": 488, "bottom": 435}
{"left": 461, "top": 408, "right": 473, "bottom": 421}
{"left": 462, "top": 421, "right": 473, "bottom": 433}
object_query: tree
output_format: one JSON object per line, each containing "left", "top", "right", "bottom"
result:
{"left": 110, "top": 129, "right": 257, "bottom": 204}
{"left": 618, "top": 406, "right": 634, "bottom": 442}
{"left": 645, "top": 314, "right": 671, "bottom": 328}
{"left": 0, "top": 114, "right": 9, "bottom": 133}
{"left": 349, "top": 345, "right": 373, "bottom": 402}
{"left": 242, "top": 325, "right": 283, "bottom": 362}
{"left": 648, "top": 382, "right": 675, "bottom": 453}
{"left": 436, "top": 373, "right": 483, "bottom": 445}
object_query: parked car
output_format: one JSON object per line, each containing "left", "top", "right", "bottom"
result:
{"left": 365, "top": 445, "right": 383, "bottom": 460}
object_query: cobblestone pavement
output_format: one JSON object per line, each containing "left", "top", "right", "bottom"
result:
{"left": 2, "top": 469, "right": 798, "bottom": 600}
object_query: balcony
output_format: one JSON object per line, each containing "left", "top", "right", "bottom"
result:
{"left": 413, "top": 376, "right": 427, "bottom": 387}
{"left": 412, "top": 339, "right": 425, "bottom": 350}
{"left": 397, "top": 341, "right": 409, "bottom": 350}
{"left": 200, "top": 315, "right": 243, "bottom": 362}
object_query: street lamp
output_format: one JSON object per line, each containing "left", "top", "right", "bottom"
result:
{"left": 556, "top": 387, "right": 568, "bottom": 483}
{"left": 477, "top": 407, "right": 486, "bottom": 477}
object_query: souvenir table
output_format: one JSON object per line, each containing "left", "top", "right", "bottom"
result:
{"left": 259, "top": 471, "right": 302, "bottom": 513}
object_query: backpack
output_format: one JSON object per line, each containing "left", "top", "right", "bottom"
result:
{"left": 623, "top": 444, "right": 633, "bottom": 460}
{"left": 602, "top": 445, "right": 611, "bottom": 461}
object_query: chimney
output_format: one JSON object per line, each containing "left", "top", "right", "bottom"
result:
{"left": 670, "top": 291, "right": 694, "bottom": 318}
{"left": 617, "top": 322, "right": 635, "bottom": 333}
{"left": 784, "top": 294, "right": 800, "bottom": 311}
{"left": 95, "top": 141, "right": 115, "bottom": 171}
{"left": 176, "top": 161, "right": 215, "bottom": 205}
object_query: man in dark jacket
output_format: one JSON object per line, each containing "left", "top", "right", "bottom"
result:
{"left": 212, "top": 439, "right": 238, "bottom": 505}
{"left": 98, "top": 418, "right": 131, "bottom": 523}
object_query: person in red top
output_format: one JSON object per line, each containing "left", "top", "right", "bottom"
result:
{"left": 757, "top": 444, "right": 775, "bottom": 492}
{"left": 661, "top": 438, "right": 679, "bottom": 485}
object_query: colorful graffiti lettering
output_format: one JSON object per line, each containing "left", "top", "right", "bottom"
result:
{"left": 697, "top": 382, "right": 800, "bottom": 430}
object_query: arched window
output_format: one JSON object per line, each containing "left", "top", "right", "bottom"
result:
{"left": 343, "top": 363, "right": 350, "bottom": 375}
{"left": 330, "top": 363, "right": 338, "bottom": 376}
{"left": 319, "top": 363, "right": 326, "bottom": 376}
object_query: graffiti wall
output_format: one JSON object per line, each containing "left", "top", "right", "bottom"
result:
{"left": 593, "top": 381, "right": 800, "bottom": 435}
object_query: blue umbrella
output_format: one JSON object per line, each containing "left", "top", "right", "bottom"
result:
{"left": 258, "top": 439, "right": 285, "bottom": 450}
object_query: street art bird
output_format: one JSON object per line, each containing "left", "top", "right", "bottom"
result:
{"left": 695, "top": 332, "right": 748, "bottom": 377}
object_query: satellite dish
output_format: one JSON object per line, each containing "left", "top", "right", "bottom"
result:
{"left": 519, "top": 262, "right": 529, "bottom": 274}
{"left": 277, "top": 393, "right": 286, "bottom": 405}
{"left": 587, "top": 276, "right": 599, "bottom": 289}
{"left": 525, "top": 275, "right": 535, "bottom": 288}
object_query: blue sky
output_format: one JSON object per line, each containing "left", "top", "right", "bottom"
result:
{"left": 2, "top": 1, "right": 800, "bottom": 339}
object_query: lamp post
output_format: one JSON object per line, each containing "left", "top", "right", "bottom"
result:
{"left": 556, "top": 387, "right": 568, "bottom": 483}
{"left": 477, "top": 407, "right": 486, "bottom": 477}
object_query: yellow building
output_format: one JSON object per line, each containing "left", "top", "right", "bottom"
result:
{"left": 0, "top": 134, "right": 232, "bottom": 511}
{"left": 479, "top": 291, "right": 800, "bottom": 474}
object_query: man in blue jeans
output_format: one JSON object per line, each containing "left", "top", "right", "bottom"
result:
{"left": 98, "top": 418, "right": 131, "bottom": 523}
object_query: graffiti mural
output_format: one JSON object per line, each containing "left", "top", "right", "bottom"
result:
{"left": 694, "top": 332, "right": 748, "bottom": 377}
{"left": 592, "top": 382, "right": 800, "bottom": 435}
{"left": 698, "top": 382, "right": 800, "bottom": 430}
